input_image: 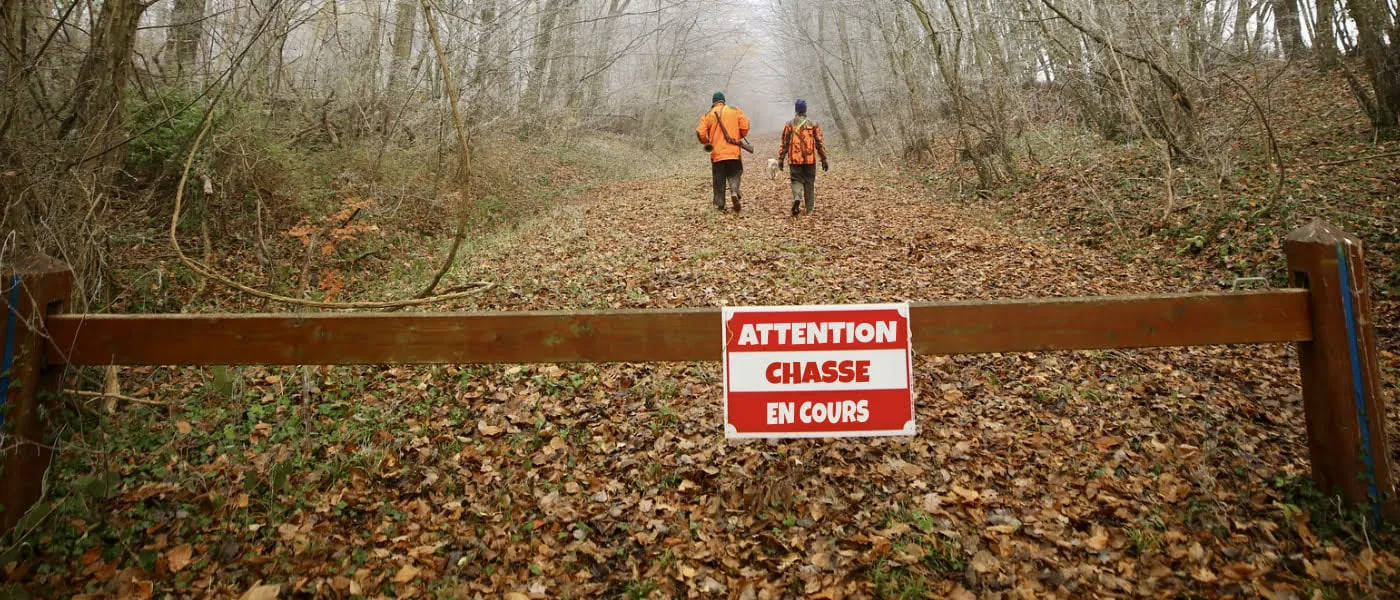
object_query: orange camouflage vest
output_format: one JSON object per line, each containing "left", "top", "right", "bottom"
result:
{"left": 780, "top": 118, "right": 826, "bottom": 165}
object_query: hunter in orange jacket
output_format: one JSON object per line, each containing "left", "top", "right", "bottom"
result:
{"left": 696, "top": 92, "right": 750, "bottom": 212}
{"left": 696, "top": 96, "right": 751, "bottom": 162}
{"left": 777, "top": 99, "right": 829, "bottom": 217}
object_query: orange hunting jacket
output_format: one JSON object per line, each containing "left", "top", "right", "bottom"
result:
{"left": 696, "top": 102, "right": 751, "bottom": 162}
{"left": 778, "top": 117, "right": 827, "bottom": 165}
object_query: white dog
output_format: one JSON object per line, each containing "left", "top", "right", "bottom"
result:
{"left": 766, "top": 158, "right": 782, "bottom": 180}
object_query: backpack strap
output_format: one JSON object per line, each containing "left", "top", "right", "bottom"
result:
{"left": 712, "top": 106, "right": 739, "bottom": 145}
{"left": 784, "top": 118, "right": 810, "bottom": 155}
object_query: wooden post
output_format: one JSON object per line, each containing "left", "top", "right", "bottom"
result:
{"left": 0, "top": 256, "right": 72, "bottom": 533}
{"left": 1284, "top": 220, "right": 1396, "bottom": 519}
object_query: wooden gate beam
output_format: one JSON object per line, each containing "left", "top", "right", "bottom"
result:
{"left": 41, "top": 290, "right": 1310, "bottom": 366}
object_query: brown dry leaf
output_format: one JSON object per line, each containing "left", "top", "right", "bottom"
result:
{"left": 970, "top": 550, "right": 999, "bottom": 573}
{"left": 1312, "top": 560, "right": 1340, "bottom": 582}
{"left": 393, "top": 564, "right": 421, "bottom": 583}
{"left": 175, "top": 420, "right": 192, "bottom": 435}
{"left": 117, "top": 578, "right": 153, "bottom": 600}
{"left": 1222, "top": 562, "right": 1256, "bottom": 580}
{"left": 950, "top": 485, "right": 980, "bottom": 502}
{"left": 948, "top": 585, "right": 977, "bottom": 600}
{"left": 1188, "top": 541, "right": 1205, "bottom": 562}
{"left": 1086, "top": 526, "right": 1109, "bottom": 550}
{"left": 1093, "top": 436, "right": 1119, "bottom": 451}
{"left": 477, "top": 421, "right": 504, "bottom": 436}
{"left": 239, "top": 584, "right": 280, "bottom": 600}
{"left": 166, "top": 544, "right": 193, "bottom": 572}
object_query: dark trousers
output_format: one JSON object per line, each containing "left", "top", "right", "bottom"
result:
{"left": 711, "top": 160, "right": 743, "bottom": 209}
{"left": 789, "top": 164, "right": 816, "bottom": 214}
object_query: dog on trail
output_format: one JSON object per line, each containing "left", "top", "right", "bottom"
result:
{"left": 766, "top": 158, "right": 782, "bottom": 181}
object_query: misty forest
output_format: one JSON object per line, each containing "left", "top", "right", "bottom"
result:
{"left": 2, "top": 0, "right": 1400, "bottom": 596}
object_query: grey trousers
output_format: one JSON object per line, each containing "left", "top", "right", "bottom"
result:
{"left": 711, "top": 160, "right": 743, "bottom": 209}
{"left": 790, "top": 164, "right": 816, "bottom": 214}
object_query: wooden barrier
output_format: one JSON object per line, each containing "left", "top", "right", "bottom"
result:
{"left": 1285, "top": 221, "right": 1396, "bottom": 520}
{"left": 43, "top": 291, "right": 1310, "bottom": 366}
{"left": 1, "top": 220, "right": 1393, "bottom": 530}
{"left": 0, "top": 256, "right": 72, "bottom": 532}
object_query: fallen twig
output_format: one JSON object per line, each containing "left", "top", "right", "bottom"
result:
{"left": 65, "top": 389, "right": 168, "bottom": 406}
{"left": 1299, "top": 151, "right": 1400, "bottom": 169}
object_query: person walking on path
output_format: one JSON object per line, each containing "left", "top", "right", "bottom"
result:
{"left": 695, "top": 91, "right": 751, "bottom": 212}
{"left": 776, "top": 99, "right": 828, "bottom": 217}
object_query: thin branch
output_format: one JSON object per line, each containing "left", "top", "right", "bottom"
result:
{"left": 66, "top": 389, "right": 168, "bottom": 406}
{"left": 1219, "top": 71, "right": 1285, "bottom": 208}
{"left": 415, "top": 0, "right": 475, "bottom": 300}
{"left": 1038, "top": 0, "right": 1189, "bottom": 101}
{"left": 1300, "top": 151, "right": 1400, "bottom": 168}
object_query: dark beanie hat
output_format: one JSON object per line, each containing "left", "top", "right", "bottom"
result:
{"left": 795, "top": 98, "right": 807, "bottom": 114}
{"left": 713, "top": 91, "right": 725, "bottom": 103}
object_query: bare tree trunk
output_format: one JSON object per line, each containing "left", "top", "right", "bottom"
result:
{"left": 815, "top": 11, "right": 853, "bottom": 147}
{"left": 1233, "top": 0, "right": 1255, "bottom": 53}
{"left": 834, "top": 9, "right": 872, "bottom": 141}
{"left": 382, "top": 0, "right": 416, "bottom": 133}
{"left": 1187, "top": 0, "right": 1207, "bottom": 70}
{"left": 1314, "top": 0, "right": 1338, "bottom": 65}
{"left": 0, "top": 0, "right": 37, "bottom": 141}
{"left": 1343, "top": 0, "right": 1400, "bottom": 132}
{"left": 545, "top": 0, "right": 581, "bottom": 110}
{"left": 524, "top": 0, "right": 562, "bottom": 117}
{"left": 586, "top": 0, "right": 631, "bottom": 107}
{"left": 164, "top": 0, "right": 206, "bottom": 86}
{"left": 1252, "top": 1, "right": 1270, "bottom": 51}
{"left": 1273, "top": 0, "right": 1307, "bottom": 58}
{"left": 60, "top": 0, "right": 146, "bottom": 179}
{"left": 471, "top": 0, "right": 499, "bottom": 106}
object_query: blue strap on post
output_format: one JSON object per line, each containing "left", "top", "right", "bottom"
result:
{"left": 1336, "top": 244, "right": 1382, "bottom": 522}
{"left": 0, "top": 275, "right": 21, "bottom": 430}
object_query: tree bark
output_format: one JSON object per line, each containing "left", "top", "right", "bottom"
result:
{"left": 524, "top": 0, "right": 562, "bottom": 116}
{"left": 1233, "top": 0, "right": 1254, "bottom": 54}
{"left": 814, "top": 11, "right": 853, "bottom": 147}
{"left": 60, "top": 0, "right": 146, "bottom": 179}
{"left": 164, "top": 0, "right": 206, "bottom": 85}
{"left": 834, "top": 9, "right": 872, "bottom": 141}
{"left": 1273, "top": 0, "right": 1307, "bottom": 59}
{"left": 1314, "top": 0, "right": 1338, "bottom": 65}
{"left": 382, "top": 0, "right": 416, "bottom": 133}
{"left": 1343, "top": 0, "right": 1400, "bottom": 132}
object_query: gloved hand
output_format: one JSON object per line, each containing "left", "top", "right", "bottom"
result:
{"left": 821, "top": 161, "right": 829, "bottom": 172}
{"left": 778, "top": 160, "right": 784, "bottom": 170}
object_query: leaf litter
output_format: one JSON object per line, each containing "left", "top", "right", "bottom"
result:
{"left": 16, "top": 137, "right": 1399, "bottom": 598}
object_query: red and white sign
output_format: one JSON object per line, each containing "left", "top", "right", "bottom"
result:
{"left": 722, "top": 304, "right": 915, "bottom": 439}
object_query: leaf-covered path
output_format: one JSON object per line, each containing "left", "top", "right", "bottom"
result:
{"left": 442, "top": 139, "right": 1395, "bottom": 597}
{"left": 25, "top": 140, "right": 1399, "bottom": 599}
{"left": 463, "top": 143, "right": 1182, "bottom": 312}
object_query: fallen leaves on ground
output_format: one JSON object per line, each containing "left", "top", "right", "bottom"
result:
{"left": 13, "top": 135, "right": 1399, "bottom": 599}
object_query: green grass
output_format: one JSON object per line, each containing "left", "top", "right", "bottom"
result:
{"left": 868, "top": 558, "right": 930, "bottom": 599}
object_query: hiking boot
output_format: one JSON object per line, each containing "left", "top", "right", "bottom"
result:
{"left": 731, "top": 196, "right": 742, "bottom": 212}
{"left": 791, "top": 201, "right": 801, "bottom": 217}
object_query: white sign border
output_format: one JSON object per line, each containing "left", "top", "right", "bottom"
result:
{"left": 722, "top": 303, "right": 916, "bottom": 439}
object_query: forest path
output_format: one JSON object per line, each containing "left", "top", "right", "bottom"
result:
{"left": 30, "top": 138, "right": 1393, "bottom": 600}
{"left": 435, "top": 137, "right": 1350, "bottom": 597}
{"left": 459, "top": 136, "right": 1190, "bottom": 310}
